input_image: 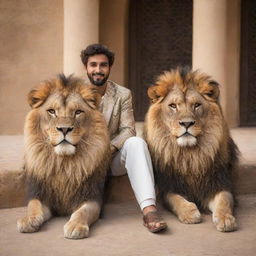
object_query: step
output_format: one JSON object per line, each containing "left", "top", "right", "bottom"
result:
{"left": 0, "top": 194, "right": 255, "bottom": 256}
{"left": 0, "top": 127, "right": 256, "bottom": 209}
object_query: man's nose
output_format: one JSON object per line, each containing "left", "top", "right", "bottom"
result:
{"left": 95, "top": 65, "right": 101, "bottom": 73}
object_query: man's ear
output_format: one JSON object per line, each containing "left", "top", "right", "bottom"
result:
{"left": 28, "top": 82, "right": 52, "bottom": 108}
{"left": 80, "top": 86, "right": 101, "bottom": 109}
{"left": 147, "top": 84, "right": 168, "bottom": 103}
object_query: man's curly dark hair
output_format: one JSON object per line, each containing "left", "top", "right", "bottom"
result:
{"left": 80, "top": 44, "right": 115, "bottom": 67}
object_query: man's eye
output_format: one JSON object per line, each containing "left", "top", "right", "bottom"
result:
{"left": 75, "top": 110, "right": 84, "bottom": 115}
{"left": 169, "top": 103, "right": 177, "bottom": 109}
{"left": 47, "top": 109, "right": 55, "bottom": 115}
{"left": 101, "top": 63, "right": 108, "bottom": 67}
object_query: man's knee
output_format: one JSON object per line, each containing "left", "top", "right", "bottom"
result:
{"left": 123, "top": 136, "right": 147, "bottom": 149}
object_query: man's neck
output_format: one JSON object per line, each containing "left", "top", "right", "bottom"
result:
{"left": 95, "top": 82, "right": 108, "bottom": 96}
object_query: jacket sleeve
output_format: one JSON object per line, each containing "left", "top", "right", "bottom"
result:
{"left": 111, "top": 91, "right": 136, "bottom": 150}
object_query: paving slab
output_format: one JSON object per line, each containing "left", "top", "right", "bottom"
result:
{"left": 0, "top": 194, "right": 255, "bottom": 256}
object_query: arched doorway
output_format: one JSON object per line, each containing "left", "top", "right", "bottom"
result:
{"left": 128, "top": 0, "right": 193, "bottom": 121}
{"left": 240, "top": 0, "right": 256, "bottom": 126}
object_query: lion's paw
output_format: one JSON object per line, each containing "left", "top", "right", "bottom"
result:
{"left": 178, "top": 203, "right": 202, "bottom": 224}
{"left": 213, "top": 213, "right": 237, "bottom": 232}
{"left": 64, "top": 220, "right": 89, "bottom": 239}
{"left": 17, "top": 215, "right": 43, "bottom": 233}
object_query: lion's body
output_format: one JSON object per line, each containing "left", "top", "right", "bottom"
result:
{"left": 24, "top": 100, "right": 109, "bottom": 215}
{"left": 145, "top": 105, "right": 238, "bottom": 210}
{"left": 18, "top": 75, "right": 110, "bottom": 238}
{"left": 148, "top": 136, "right": 237, "bottom": 210}
{"left": 25, "top": 153, "right": 107, "bottom": 216}
{"left": 144, "top": 67, "right": 239, "bottom": 231}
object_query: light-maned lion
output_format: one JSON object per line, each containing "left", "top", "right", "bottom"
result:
{"left": 144, "top": 67, "right": 239, "bottom": 232}
{"left": 17, "top": 74, "right": 110, "bottom": 239}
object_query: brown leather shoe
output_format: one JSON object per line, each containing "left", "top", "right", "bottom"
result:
{"left": 143, "top": 211, "right": 168, "bottom": 233}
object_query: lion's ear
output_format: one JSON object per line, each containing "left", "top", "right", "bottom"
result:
{"left": 80, "top": 86, "right": 101, "bottom": 110}
{"left": 200, "top": 80, "right": 220, "bottom": 101}
{"left": 147, "top": 85, "right": 168, "bottom": 103}
{"left": 28, "top": 83, "right": 52, "bottom": 108}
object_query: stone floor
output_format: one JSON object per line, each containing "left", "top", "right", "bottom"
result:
{"left": 1, "top": 194, "right": 256, "bottom": 256}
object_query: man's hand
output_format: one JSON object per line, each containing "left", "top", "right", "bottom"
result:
{"left": 110, "top": 144, "right": 118, "bottom": 156}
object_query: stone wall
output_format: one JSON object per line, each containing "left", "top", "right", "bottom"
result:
{"left": 0, "top": 0, "right": 63, "bottom": 134}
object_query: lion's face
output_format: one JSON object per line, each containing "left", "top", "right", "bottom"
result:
{"left": 26, "top": 75, "right": 101, "bottom": 156}
{"left": 146, "top": 68, "right": 222, "bottom": 148}
{"left": 39, "top": 93, "right": 94, "bottom": 155}
{"left": 160, "top": 86, "right": 212, "bottom": 147}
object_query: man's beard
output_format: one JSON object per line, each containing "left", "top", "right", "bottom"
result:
{"left": 87, "top": 72, "right": 109, "bottom": 87}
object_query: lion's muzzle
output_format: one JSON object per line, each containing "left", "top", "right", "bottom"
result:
{"left": 54, "top": 140, "right": 76, "bottom": 156}
{"left": 179, "top": 120, "right": 195, "bottom": 129}
{"left": 56, "top": 126, "right": 74, "bottom": 136}
{"left": 53, "top": 126, "right": 76, "bottom": 155}
{"left": 176, "top": 118, "right": 197, "bottom": 147}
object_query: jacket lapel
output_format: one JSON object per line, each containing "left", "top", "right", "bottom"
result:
{"left": 102, "top": 81, "right": 116, "bottom": 126}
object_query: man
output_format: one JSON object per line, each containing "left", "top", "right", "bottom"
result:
{"left": 80, "top": 44, "right": 167, "bottom": 233}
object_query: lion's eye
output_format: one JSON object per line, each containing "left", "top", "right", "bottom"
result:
{"left": 75, "top": 110, "right": 84, "bottom": 116}
{"left": 205, "top": 90, "right": 214, "bottom": 97}
{"left": 194, "top": 103, "right": 201, "bottom": 109}
{"left": 47, "top": 109, "right": 55, "bottom": 115}
{"left": 169, "top": 103, "right": 177, "bottom": 109}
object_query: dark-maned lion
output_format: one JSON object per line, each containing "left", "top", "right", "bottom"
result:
{"left": 144, "top": 67, "right": 239, "bottom": 232}
{"left": 17, "top": 74, "right": 110, "bottom": 239}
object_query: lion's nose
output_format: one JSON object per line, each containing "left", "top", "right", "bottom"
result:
{"left": 179, "top": 120, "right": 195, "bottom": 129}
{"left": 56, "top": 127, "right": 73, "bottom": 136}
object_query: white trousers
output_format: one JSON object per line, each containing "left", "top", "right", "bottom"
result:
{"left": 110, "top": 137, "right": 156, "bottom": 210}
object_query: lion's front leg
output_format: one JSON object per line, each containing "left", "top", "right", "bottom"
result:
{"left": 64, "top": 201, "right": 101, "bottom": 239}
{"left": 165, "top": 192, "right": 202, "bottom": 224}
{"left": 17, "top": 199, "right": 51, "bottom": 233}
{"left": 208, "top": 191, "right": 237, "bottom": 232}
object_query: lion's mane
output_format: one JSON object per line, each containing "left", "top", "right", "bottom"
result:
{"left": 24, "top": 74, "right": 110, "bottom": 215}
{"left": 144, "top": 67, "right": 239, "bottom": 210}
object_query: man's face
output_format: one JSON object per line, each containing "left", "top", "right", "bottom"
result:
{"left": 86, "top": 54, "right": 111, "bottom": 86}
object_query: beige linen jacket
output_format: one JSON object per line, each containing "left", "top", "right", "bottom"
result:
{"left": 101, "top": 80, "right": 136, "bottom": 150}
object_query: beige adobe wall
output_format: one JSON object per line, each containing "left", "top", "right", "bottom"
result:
{"left": 99, "top": 0, "right": 129, "bottom": 87}
{"left": 0, "top": 0, "right": 63, "bottom": 135}
{"left": 193, "top": 0, "right": 241, "bottom": 127}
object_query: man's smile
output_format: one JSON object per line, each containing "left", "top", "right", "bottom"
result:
{"left": 93, "top": 73, "right": 104, "bottom": 78}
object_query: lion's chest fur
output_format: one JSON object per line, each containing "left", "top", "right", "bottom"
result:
{"left": 27, "top": 168, "right": 105, "bottom": 215}
{"left": 152, "top": 143, "right": 236, "bottom": 210}
{"left": 25, "top": 154, "right": 106, "bottom": 215}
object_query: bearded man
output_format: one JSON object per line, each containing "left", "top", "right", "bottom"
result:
{"left": 80, "top": 44, "right": 167, "bottom": 233}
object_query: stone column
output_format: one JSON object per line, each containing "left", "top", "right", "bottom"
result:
{"left": 193, "top": 0, "right": 240, "bottom": 127}
{"left": 64, "top": 0, "right": 99, "bottom": 77}
{"left": 99, "top": 0, "right": 129, "bottom": 86}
